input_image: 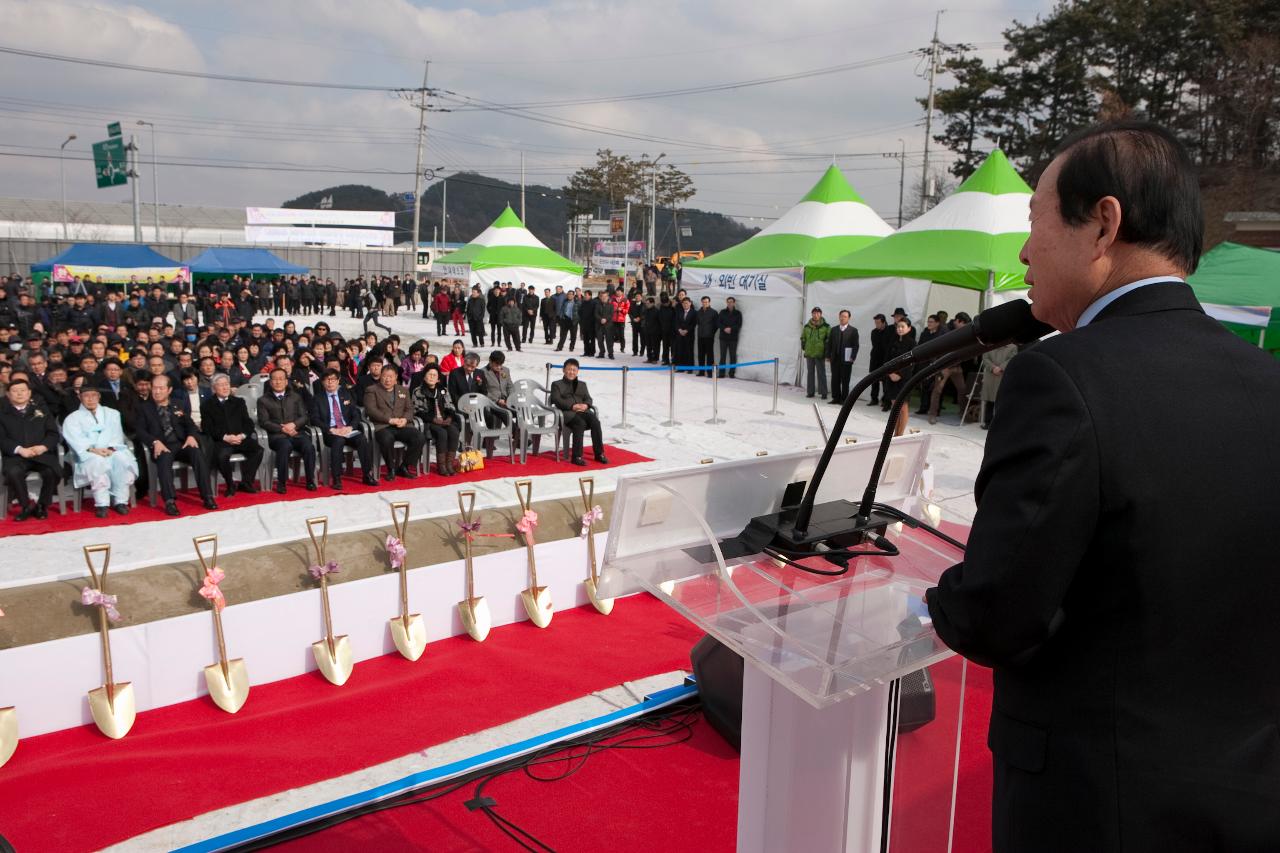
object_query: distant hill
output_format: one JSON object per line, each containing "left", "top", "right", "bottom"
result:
{"left": 282, "top": 173, "right": 757, "bottom": 255}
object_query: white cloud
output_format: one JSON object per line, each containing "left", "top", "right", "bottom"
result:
{"left": 0, "top": 0, "right": 1053, "bottom": 228}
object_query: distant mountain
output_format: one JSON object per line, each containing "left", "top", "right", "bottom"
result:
{"left": 282, "top": 173, "right": 757, "bottom": 255}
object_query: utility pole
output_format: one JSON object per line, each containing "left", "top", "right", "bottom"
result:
{"left": 408, "top": 61, "right": 430, "bottom": 282}
{"left": 520, "top": 151, "right": 526, "bottom": 221}
{"left": 897, "top": 138, "right": 907, "bottom": 226}
{"left": 136, "top": 120, "right": 159, "bottom": 240}
{"left": 920, "top": 10, "right": 943, "bottom": 214}
{"left": 649, "top": 152, "right": 665, "bottom": 259}
{"left": 441, "top": 179, "right": 447, "bottom": 246}
{"left": 127, "top": 134, "right": 142, "bottom": 243}
{"left": 59, "top": 134, "right": 76, "bottom": 241}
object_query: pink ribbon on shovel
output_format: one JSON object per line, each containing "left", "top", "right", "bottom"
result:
{"left": 81, "top": 587, "right": 121, "bottom": 622}
{"left": 580, "top": 505, "right": 603, "bottom": 538}
{"left": 309, "top": 560, "right": 341, "bottom": 580}
{"left": 199, "top": 567, "right": 226, "bottom": 611}
{"left": 457, "top": 519, "right": 513, "bottom": 544}
{"left": 515, "top": 509, "right": 539, "bottom": 547}
{"left": 386, "top": 535, "right": 407, "bottom": 569}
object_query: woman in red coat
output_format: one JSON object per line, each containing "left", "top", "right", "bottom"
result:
{"left": 439, "top": 339, "right": 466, "bottom": 375}
{"left": 431, "top": 287, "right": 452, "bottom": 337}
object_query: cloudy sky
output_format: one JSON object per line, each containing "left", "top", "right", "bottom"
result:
{"left": 1, "top": 0, "right": 1052, "bottom": 228}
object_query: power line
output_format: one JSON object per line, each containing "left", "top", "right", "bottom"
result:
{"left": 0, "top": 44, "right": 420, "bottom": 92}
{"left": 437, "top": 51, "right": 919, "bottom": 111}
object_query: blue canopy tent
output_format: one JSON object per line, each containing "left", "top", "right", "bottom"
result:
{"left": 185, "top": 247, "right": 308, "bottom": 278}
{"left": 30, "top": 243, "right": 189, "bottom": 294}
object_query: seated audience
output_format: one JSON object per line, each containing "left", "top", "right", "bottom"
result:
{"left": 363, "top": 364, "right": 425, "bottom": 482}
{"left": 256, "top": 368, "right": 318, "bottom": 494}
{"left": 62, "top": 386, "right": 138, "bottom": 517}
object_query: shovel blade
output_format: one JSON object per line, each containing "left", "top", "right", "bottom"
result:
{"left": 458, "top": 596, "right": 491, "bottom": 642}
{"left": 88, "top": 682, "right": 136, "bottom": 739}
{"left": 0, "top": 707, "right": 16, "bottom": 768}
{"left": 311, "top": 635, "right": 355, "bottom": 686}
{"left": 204, "top": 658, "right": 250, "bottom": 714}
{"left": 584, "top": 579, "right": 615, "bottom": 616}
{"left": 390, "top": 613, "right": 428, "bottom": 661}
{"left": 521, "top": 586, "right": 554, "bottom": 628}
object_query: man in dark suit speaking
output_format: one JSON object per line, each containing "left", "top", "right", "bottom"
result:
{"left": 926, "top": 121, "right": 1280, "bottom": 852}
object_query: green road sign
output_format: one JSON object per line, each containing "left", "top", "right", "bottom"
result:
{"left": 92, "top": 138, "right": 128, "bottom": 188}
{"left": 107, "top": 121, "right": 121, "bottom": 137}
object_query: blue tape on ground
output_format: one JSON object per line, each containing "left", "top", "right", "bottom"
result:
{"left": 174, "top": 681, "right": 698, "bottom": 853}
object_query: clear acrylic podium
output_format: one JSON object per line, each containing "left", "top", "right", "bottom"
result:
{"left": 597, "top": 435, "right": 968, "bottom": 853}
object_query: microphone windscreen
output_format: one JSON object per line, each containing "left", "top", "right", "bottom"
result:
{"left": 975, "top": 299, "right": 1051, "bottom": 345}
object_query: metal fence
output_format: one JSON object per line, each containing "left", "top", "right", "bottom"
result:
{"left": 0, "top": 237, "right": 415, "bottom": 284}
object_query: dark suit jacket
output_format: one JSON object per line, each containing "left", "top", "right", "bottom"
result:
{"left": 135, "top": 397, "right": 202, "bottom": 451}
{"left": 447, "top": 368, "right": 486, "bottom": 405}
{"left": 927, "top": 283, "right": 1280, "bottom": 852}
{"left": 0, "top": 401, "right": 60, "bottom": 471}
{"left": 256, "top": 389, "right": 309, "bottom": 436}
{"left": 828, "top": 324, "right": 860, "bottom": 365}
{"left": 200, "top": 394, "right": 257, "bottom": 443}
{"left": 310, "top": 387, "right": 364, "bottom": 437}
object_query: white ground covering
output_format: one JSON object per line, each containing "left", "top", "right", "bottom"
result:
{"left": 0, "top": 309, "right": 985, "bottom": 588}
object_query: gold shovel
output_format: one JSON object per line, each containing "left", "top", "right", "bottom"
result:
{"left": 515, "top": 480, "right": 553, "bottom": 628}
{"left": 387, "top": 501, "right": 427, "bottom": 661}
{"left": 307, "top": 517, "right": 354, "bottom": 686}
{"left": 193, "top": 535, "right": 250, "bottom": 714}
{"left": 456, "top": 490, "right": 491, "bottom": 642}
{"left": 0, "top": 706, "right": 16, "bottom": 768}
{"left": 579, "top": 477, "right": 614, "bottom": 615}
{"left": 83, "top": 544, "right": 136, "bottom": 739}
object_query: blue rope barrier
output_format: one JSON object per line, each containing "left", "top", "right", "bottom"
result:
{"left": 546, "top": 359, "right": 775, "bottom": 372}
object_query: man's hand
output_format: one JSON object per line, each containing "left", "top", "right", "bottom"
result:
{"left": 390, "top": 417, "right": 407, "bottom": 428}
{"left": 994, "top": 366, "right": 1005, "bottom": 376}
{"left": 572, "top": 402, "right": 587, "bottom": 413}
{"left": 152, "top": 440, "right": 170, "bottom": 456}
{"left": 332, "top": 426, "right": 352, "bottom": 437}
{"left": 224, "top": 434, "right": 242, "bottom": 446}
{"left": 14, "top": 446, "right": 32, "bottom": 459}
{"left": 182, "top": 435, "right": 199, "bottom": 450}
{"left": 281, "top": 423, "right": 297, "bottom": 436}
{"left": 889, "top": 373, "right": 901, "bottom": 382}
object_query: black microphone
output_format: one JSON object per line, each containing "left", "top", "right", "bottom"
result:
{"left": 781, "top": 299, "right": 1052, "bottom": 545}
{"left": 906, "top": 299, "right": 1052, "bottom": 366}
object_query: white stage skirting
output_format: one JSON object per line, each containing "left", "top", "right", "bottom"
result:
{"left": 0, "top": 532, "right": 611, "bottom": 738}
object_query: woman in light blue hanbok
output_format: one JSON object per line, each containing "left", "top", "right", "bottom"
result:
{"left": 62, "top": 386, "right": 138, "bottom": 517}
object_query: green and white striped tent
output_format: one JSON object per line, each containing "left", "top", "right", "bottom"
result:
{"left": 685, "top": 164, "right": 893, "bottom": 292}
{"left": 434, "top": 206, "right": 583, "bottom": 290}
{"left": 683, "top": 165, "right": 894, "bottom": 381}
{"left": 806, "top": 149, "right": 1032, "bottom": 303}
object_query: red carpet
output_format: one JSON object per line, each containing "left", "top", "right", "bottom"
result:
{"left": 285, "top": 663, "right": 996, "bottom": 853}
{"left": 274, "top": 714, "right": 741, "bottom": 853}
{"left": 0, "top": 594, "right": 700, "bottom": 852}
{"left": 0, "top": 444, "right": 650, "bottom": 537}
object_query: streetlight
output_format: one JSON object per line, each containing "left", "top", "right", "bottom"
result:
{"left": 136, "top": 120, "right": 159, "bottom": 241}
{"left": 59, "top": 134, "right": 76, "bottom": 241}
{"left": 650, "top": 152, "right": 666, "bottom": 260}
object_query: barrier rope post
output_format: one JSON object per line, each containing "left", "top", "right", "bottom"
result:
{"left": 544, "top": 362, "right": 551, "bottom": 391}
{"left": 613, "top": 365, "right": 631, "bottom": 429}
{"left": 661, "top": 363, "right": 679, "bottom": 426}
{"left": 764, "top": 357, "right": 784, "bottom": 416}
{"left": 706, "top": 348, "right": 725, "bottom": 425}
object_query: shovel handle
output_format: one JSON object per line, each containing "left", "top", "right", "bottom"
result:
{"left": 192, "top": 534, "right": 218, "bottom": 575}
{"left": 579, "top": 476, "right": 594, "bottom": 513}
{"left": 458, "top": 490, "right": 476, "bottom": 600}
{"left": 390, "top": 501, "right": 410, "bottom": 540}
{"left": 513, "top": 479, "right": 532, "bottom": 513}
{"left": 83, "top": 544, "right": 115, "bottom": 690}
{"left": 305, "top": 516, "right": 329, "bottom": 565}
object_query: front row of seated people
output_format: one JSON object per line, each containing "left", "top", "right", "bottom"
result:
{"left": 0, "top": 357, "right": 607, "bottom": 520}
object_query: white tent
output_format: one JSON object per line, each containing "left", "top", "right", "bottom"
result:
{"left": 434, "top": 206, "right": 583, "bottom": 290}
{"left": 681, "top": 166, "right": 896, "bottom": 382}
